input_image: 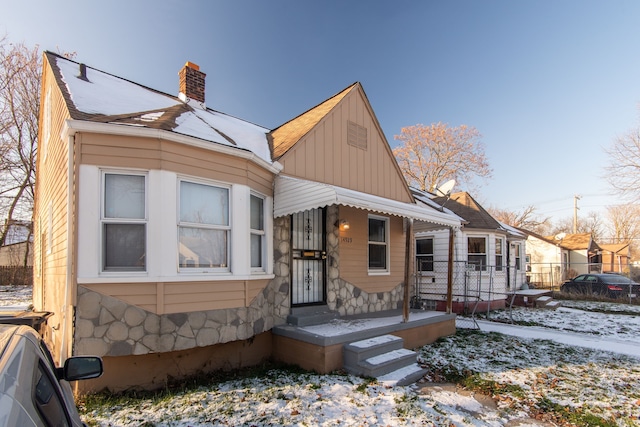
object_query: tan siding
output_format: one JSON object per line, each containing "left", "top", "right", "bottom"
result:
{"left": 279, "top": 88, "right": 412, "bottom": 203}
{"left": 33, "top": 60, "right": 75, "bottom": 361}
{"left": 79, "top": 135, "right": 274, "bottom": 195}
{"left": 84, "top": 279, "right": 271, "bottom": 315}
{"left": 338, "top": 206, "right": 405, "bottom": 293}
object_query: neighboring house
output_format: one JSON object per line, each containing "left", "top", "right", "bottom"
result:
{"left": 599, "top": 242, "right": 631, "bottom": 274}
{"left": 33, "top": 52, "right": 461, "bottom": 392}
{"left": 0, "top": 220, "right": 33, "bottom": 267}
{"left": 521, "top": 231, "right": 606, "bottom": 288}
{"left": 412, "top": 190, "right": 527, "bottom": 313}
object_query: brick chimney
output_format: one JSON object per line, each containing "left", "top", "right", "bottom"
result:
{"left": 179, "top": 61, "right": 206, "bottom": 104}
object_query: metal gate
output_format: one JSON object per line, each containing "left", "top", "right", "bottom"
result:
{"left": 291, "top": 208, "right": 326, "bottom": 305}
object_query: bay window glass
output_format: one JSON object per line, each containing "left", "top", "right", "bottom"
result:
{"left": 468, "top": 236, "right": 486, "bottom": 271}
{"left": 178, "top": 181, "right": 229, "bottom": 269}
{"left": 368, "top": 216, "right": 388, "bottom": 271}
{"left": 495, "top": 237, "right": 503, "bottom": 271}
{"left": 514, "top": 243, "right": 521, "bottom": 270}
{"left": 102, "top": 173, "right": 146, "bottom": 271}
{"left": 250, "top": 194, "right": 265, "bottom": 269}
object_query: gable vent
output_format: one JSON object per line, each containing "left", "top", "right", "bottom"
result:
{"left": 347, "top": 121, "right": 367, "bottom": 150}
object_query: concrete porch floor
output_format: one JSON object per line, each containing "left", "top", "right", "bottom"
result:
{"left": 272, "top": 309, "right": 456, "bottom": 374}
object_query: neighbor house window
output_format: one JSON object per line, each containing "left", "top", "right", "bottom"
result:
{"left": 495, "top": 237, "right": 503, "bottom": 271}
{"left": 368, "top": 216, "right": 389, "bottom": 272}
{"left": 514, "top": 243, "right": 521, "bottom": 270}
{"left": 102, "top": 173, "right": 146, "bottom": 271}
{"left": 468, "top": 236, "right": 486, "bottom": 271}
{"left": 416, "top": 237, "right": 434, "bottom": 272}
{"left": 250, "top": 194, "right": 265, "bottom": 270}
{"left": 178, "top": 180, "right": 229, "bottom": 270}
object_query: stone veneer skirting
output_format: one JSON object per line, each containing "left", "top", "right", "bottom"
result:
{"left": 74, "top": 205, "right": 404, "bottom": 358}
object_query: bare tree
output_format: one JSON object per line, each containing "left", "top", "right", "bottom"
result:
{"left": 604, "top": 117, "right": 640, "bottom": 202}
{"left": 548, "top": 211, "right": 604, "bottom": 241}
{"left": 488, "top": 205, "right": 550, "bottom": 235}
{"left": 0, "top": 40, "right": 40, "bottom": 253}
{"left": 393, "top": 122, "right": 492, "bottom": 193}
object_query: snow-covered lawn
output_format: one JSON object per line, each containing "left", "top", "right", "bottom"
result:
{"left": 2, "top": 285, "right": 638, "bottom": 426}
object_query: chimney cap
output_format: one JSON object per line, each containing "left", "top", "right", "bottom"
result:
{"left": 184, "top": 61, "right": 200, "bottom": 71}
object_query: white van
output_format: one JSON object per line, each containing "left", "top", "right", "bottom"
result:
{"left": 0, "top": 324, "right": 103, "bottom": 426}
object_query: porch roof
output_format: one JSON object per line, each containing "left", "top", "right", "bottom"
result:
{"left": 274, "top": 175, "right": 461, "bottom": 228}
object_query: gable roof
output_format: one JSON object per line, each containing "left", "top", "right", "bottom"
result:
{"left": 546, "top": 233, "right": 594, "bottom": 251}
{"left": 433, "top": 192, "right": 503, "bottom": 231}
{"left": 270, "top": 83, "right": 356, "bottom": 160}
{"left": 599, "top": 242, "right": 630, "bottom": 255}
{"left": 45, "top": 52, "right": 273, "bottom": 164}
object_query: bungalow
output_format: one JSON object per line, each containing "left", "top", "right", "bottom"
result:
{"left": 522, "top": 231, "right": 603, "bottom": 288}
{"left": 412, "top": 190, "right": 527, "bottom": 313}
{"left": 33, "top": 52, "right": 461, "bottom": 392}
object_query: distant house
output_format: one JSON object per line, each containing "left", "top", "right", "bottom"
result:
{"left": 0, "top": 220, "right": 33, "bottom": 267}
{"left": 34, "top": 52, "right": 461, "bottom": 392}
{"left": 598, "top": 242, "right": 631, "bottom": 274}
{"left": 412, "top": 190, "right": 527, "bottom": 313}
{"left": 521, "top": 231, "right": 606, "bottom": 288}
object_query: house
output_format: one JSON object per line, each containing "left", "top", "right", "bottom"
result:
{"left": 33, "top": 52, "right": 461, "bottom": 392}
{"left": 0, "top": 220, "right": 33, "bottom": 267}
{"left": 599, "top": 242, "right": 631, "bottom": 274}
{"left": 412, "top": 190, "right": 527, "bottom": 313}
{"left": 521, "top": 231, "right": 606, "bottom": 288}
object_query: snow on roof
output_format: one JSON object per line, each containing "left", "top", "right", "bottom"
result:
{"left": 52, "top": 53, "right": 272, "bottom": 163}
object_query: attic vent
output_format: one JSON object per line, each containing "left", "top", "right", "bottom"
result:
{"left": 347, "top": 121, "right": 367, "bottom": 150}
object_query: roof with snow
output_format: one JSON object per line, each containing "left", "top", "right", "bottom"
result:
{"left": 46, "top": 52, "right": 273, "bottom": 163}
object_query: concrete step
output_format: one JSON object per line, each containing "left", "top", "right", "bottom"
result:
{"left": 345, "top": 347, "right": 418, "bottom": 378}
{"left": 535, "top": 296, "right": 553, "bottom": 308}
{"left": 287, "top": 305, "right": 339, "bottom": 327}
{"left": 343, "top": 334, "right": 404, "bottom": 367}
{"left": 377, "top": 363, "right": 429, "bottom": 387}
{"left": 543, "top": 300, "right": 562, "bottom": 310}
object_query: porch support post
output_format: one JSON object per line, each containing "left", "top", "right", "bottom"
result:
{"left": 403, "top": 217, "right": 413, "bottom": 323}
{"left": 446, "top": 227, "right": 455, "bottom": 314}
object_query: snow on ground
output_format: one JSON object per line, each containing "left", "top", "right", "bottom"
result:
{"left": 2, "top": 286, "right": 639, "bottom": 426}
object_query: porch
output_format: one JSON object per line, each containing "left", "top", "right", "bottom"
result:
{"left": 272, "top": 307, "right": 456, "bottom": 377}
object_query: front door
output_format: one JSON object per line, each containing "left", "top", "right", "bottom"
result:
{"left": 291, "top": 208, "right": 326, "bottom": 305}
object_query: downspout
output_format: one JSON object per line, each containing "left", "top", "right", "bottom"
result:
{"left": 59, "top": 133, "right": 75, "bottom": 366}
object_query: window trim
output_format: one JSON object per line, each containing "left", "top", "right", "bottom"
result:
{"left": 250, "top": 192, "right": 266, "bottom": 272}
{"left": 495, "top": 237, "right": 504, "bottom": 271}
{"left": 467, "top": 235, "right": 487, "bottom": 272}
{"left": 100, "top": 170, "right": 148, "bottom": 273}
{"left": 416, "top": 236, "right": 434, "bottom": 273}
{"left": 368, "top": 214, "right": 390, "bottom": 275}
{"left": 177, "top": 177, "right": 231, "bottom": 273}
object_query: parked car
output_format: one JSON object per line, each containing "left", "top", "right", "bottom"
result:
{"left": 0, "top": 323, "right": 103, "bottom": 426}
{"left": 560, "top": 273, "right": 639, "bottom": 299}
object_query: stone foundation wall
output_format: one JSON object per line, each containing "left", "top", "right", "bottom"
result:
{"left": 325, "top": 206, "right": 404, "bottom": 316}
{"left": 74, "top": 216, "right": 292, "bottom": 358}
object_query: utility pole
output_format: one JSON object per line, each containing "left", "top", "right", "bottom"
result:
{"left": 573, "top": 194, "right": 581, "bottom": 234}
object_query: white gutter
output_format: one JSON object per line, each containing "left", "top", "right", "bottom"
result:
{"left": 60, "top": 120, "right": 283, "bottom": 175}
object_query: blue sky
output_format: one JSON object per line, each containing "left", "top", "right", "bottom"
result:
{"left": 2, "top": 0, "right": 639, "bottom": 224}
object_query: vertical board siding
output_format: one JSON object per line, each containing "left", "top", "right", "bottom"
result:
{"left": 279, "top": 88, "right": 412, "bottom": 204}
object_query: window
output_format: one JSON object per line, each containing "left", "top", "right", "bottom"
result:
{"left": 514, "top": 243, "right": 521, "bottom": 270}
{"left": 102, "top": 173, "right": 146, "bottom": 271}
{"left": 468, "top": 236, "right": 486, "bottom": 271}
{"left": 250, "top": 194, "right": 265, "bottom": 269}
{"left": 495, "top": 238, "right": 503, "bottom": 271}
{"left": 416, "top": 237, "right": 434, "bottom": 272}
{"left": 178, "top": 180, "right": 229, "bottom": 270}
{"left": 368, "top": 216, "right": 389, "bottom": 271}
